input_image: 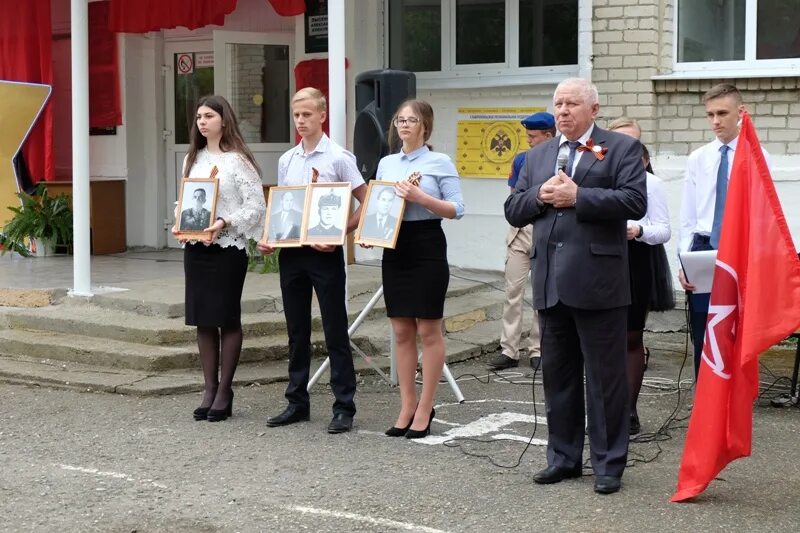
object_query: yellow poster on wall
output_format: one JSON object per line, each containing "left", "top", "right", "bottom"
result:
{"left": 456, "top": 107, "right": 545, "bottom": 179}
{"left": 0, "top": 81, "right": 52, "bottom": 228}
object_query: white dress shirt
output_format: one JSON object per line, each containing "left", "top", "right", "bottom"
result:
{"left": 679, "top": 135, "right": 772, "bottom": 253}
{"left": 278, "top": 133, "right": 365, "bottom": 189}
{"left": 629, "top": 172, "right": 670, "bottom": 245}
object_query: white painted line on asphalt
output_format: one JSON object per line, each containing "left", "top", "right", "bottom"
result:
{"left": 286, "top": 505, "right": 451, "bottom": 533}
{"left": 417, "top": 412, "right": 548, "bottom": 446}
{"left": 55, "top": 464, "right": 167, "bottom": 489}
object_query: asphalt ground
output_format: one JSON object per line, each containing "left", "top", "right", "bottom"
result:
{"left": 2, "top": 342, "right": 799, "bottom": 533}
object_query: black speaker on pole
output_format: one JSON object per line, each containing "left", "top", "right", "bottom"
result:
{"left": 353, "top": 69, "right": 416, "bottom": 181}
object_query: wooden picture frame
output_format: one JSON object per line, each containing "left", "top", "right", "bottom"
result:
{"left": 300, "top": 182, "right": 352, "bottom": 246}
{"left": 354, "top": 180, "right": 405, "bottom": 249}
{"left": 175, "top": 177, "right": 218, "bottom": 239}
{"left": 262, "top": 185, "right": 307, "bottom": 248}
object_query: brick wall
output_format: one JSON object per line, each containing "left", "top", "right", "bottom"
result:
{"left": 591, "top": 0, "right": 800, "bottom": 158}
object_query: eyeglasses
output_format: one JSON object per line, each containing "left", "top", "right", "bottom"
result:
{"left": 393, "top": 117, "right": 420, "bottom": 127}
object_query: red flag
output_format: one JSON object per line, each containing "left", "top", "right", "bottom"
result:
{"left": 672, "top": 113, "right": 800, "bottom": 502}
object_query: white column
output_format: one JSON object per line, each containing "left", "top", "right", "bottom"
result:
{"left": 327, "top": 0, "right": 346, "bottom": 146}
{"left": 71, "top": 0, "right": 92, "bottom": 296}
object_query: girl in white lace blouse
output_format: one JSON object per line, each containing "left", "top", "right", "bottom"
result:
{"left": 172, "top": 95, "right": 266, "bottom": 422}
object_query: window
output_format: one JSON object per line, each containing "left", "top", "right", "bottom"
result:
{"left": 387, "top": 0, "right": 579, "bottom": 87}
{"left": 675, "top": 0, "right": 799, "bottom": 74}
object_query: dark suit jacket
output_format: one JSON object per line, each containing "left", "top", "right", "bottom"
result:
{"left": 361, "top": 213, "right": 397, "bottom": 240}
{"left": 307, "top": 223, "right": 342, "bottom": 236}
{"left": 270, "top": 209, "right": 302, "bottom": 240}
{"left": 504, "top": 126, "right": 647, "bottom": 311}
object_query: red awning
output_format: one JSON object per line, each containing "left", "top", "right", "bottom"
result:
{"left": 108, "top": 0, "right": 238, "bottom": 33}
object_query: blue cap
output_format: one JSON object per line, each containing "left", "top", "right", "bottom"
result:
{"left": 520, "top": 112, "right": 555, "bottom": 131}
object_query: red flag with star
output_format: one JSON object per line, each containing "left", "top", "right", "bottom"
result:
{"left": 672, "top": 113, "right": 800, "bottom": 502}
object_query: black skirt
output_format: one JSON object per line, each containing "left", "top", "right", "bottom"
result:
{"left": 627, "top": 239, "right": 653, "bottom": 331}
{"left": 184, "top": 243, "right": 248, "bottom": 327}
{"left": 382, "top": 219, "right": 449, "bottom": 319}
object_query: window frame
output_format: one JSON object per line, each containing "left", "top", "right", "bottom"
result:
{"left": 384, "top": 0, "right": 580, "bottom": 89}
{"left": 668, "top": 0, "right": 800, "bottom": 79}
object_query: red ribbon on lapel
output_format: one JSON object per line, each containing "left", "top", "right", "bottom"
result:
{"left": 577, "top": 138, "right": 608, "bottom": 160}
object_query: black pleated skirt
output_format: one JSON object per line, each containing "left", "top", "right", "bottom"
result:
{"left": 184, "top": 242, "right": 248, "bottom": 327}
{"left": 382, "top": 219, "right": 449, "bottom": 319}
{"left": 627, "top": 239, "right": 653, "bottom": 331}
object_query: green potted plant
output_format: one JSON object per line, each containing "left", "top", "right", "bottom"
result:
{"left": 1, "top": 183, "right": 73, "bottom": 257}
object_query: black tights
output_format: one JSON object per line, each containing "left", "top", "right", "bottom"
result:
{"left": 196, "top": 325, "right": 243, "bottom": 410}
{"left": 626, "top": 329, "right": 645, "bottom": 419}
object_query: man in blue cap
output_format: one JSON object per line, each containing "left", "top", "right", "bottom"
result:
{"left": 487, "top": 111, "right": 556, "bottom": 371}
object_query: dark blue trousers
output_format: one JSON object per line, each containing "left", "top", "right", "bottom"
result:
{"left": 687, "top": 234, "right": 713, "bottom": 381}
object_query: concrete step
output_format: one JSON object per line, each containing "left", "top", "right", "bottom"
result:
{"left": 0, "top": 280, "right": 502, "bottom": 347}
{"left": 0, "top": 317, "right": 508, "bottom": 396}
{"left": 0, "top": 329, "right": 338, "bottom": 371}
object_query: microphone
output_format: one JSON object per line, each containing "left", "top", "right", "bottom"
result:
{"left": 557, "top": 153, "right": 569, "bottom": 173}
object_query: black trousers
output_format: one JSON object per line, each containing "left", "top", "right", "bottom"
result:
{"left": 539, "top": 302, "right": 629, "bottom": 477}
{"left": 278, "top": 246, "right": 356, "bottom": 416}
{"left": 687, "top": 234, "right": 713, "bottom": 380}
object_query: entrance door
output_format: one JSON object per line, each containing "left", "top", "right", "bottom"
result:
{"left": 164, "top": 32, "right": 293, "bottom": 247}
{"left": 164, "top": 41, "right": 215, "bottom": 247}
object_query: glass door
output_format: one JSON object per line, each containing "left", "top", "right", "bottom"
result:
{"left": 164, "top": 41, "right": 215, "bottom": 247}
{"left": 213, "top": 31, "right": 295, "bottom": 181}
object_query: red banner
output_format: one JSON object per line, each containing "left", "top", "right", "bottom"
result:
{"left": 268, "top": 0, "right": 306, "bottom": 16}
{"left": 672, "top": 113, "right": 800, "bottom": 502}
{"left": 89, "top": 2, "right": 122, "bottom": 128}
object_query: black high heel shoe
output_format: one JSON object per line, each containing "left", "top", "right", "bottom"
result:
{"left": 405, "top": 407, "right": 435, "bottom": 439}
{"left": 193, "top": 406, "right": 211, "bottom": 421}
{"left": 207, "top": 391, "right": 234, "bottom": 422}
{"left": 385, "top": 418, "right": 413, "bottom": 437}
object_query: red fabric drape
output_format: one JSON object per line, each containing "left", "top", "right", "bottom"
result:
{"left": 268, "top": 0, "right": 306, "bottom": 16}
{"left": 672, "top": 113, "right": 800, "bottom": 502}
{"left": 89, "top": 2, "right": 122, "bottom": 128}
{"left": 0, "top": 0, "right": 53, "bottom": 182}
{"left": 293, "top": 58, "right": 348, "bottom": 143}
{"left": 108, "top": 0, "right": 237, "bottom": 33}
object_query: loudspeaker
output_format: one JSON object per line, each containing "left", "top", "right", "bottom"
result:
{"left": 353, "top": 69, "right": 416, "bottom": 180}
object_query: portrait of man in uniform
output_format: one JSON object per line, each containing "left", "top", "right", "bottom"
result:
{"left": 301, "top": 183, "right": 351, "bottom": 245}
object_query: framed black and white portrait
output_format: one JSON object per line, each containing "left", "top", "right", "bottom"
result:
{"left": 263, "top": 185, "right": 307, "bottom": 247}
{"left": 175, "top": 177, "right": 218, "bottom": 238}
{"left": 355, "top": 181, "right": 405, "bottom": 249}
{"left": 300, "top": 182, "right": 352, "bottom": 246}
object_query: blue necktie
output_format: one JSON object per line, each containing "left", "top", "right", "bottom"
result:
{"left": 565, "top": 141, "right": 580, "bottom": 176}
{"left": 710, "top": 145, "right": 729, "bottom": 249}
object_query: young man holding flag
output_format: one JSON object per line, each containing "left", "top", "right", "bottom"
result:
{"left": 678, "top": 84, "right": 771, "bottom": 380}
{"left": 672, "top": 92, "right": 800, "bottom": 501}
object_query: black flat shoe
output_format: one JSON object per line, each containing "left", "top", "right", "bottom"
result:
{"left": 266, "top": 405, "right": 310, "bottom": 427}
{"left": 629, "top": 413, "right": 641, "bottom": 435}
{"left": 406, "top": 407, "right": 435, "bottom": 439}
{"left": 532, "top": 465, "right": 582, "bottom": 484}
{"left": 327, "top": 413, "right": 353, "bottom": 434}
{"left": 594, "top": 475, "right": 622, "bottom": 494}
{"left": 207, "top": 391, "right": 233, "bottom": 422}
{"left": 193, "top": 406, "right": 210, "bottom": 421}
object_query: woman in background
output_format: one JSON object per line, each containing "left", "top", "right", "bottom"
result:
{"left": 609, "top": 117, "right": 675, "bottom": 435}
{"left": 376, "top": 100, "right": 464, "bottom": 439}
{"left": 173, "top": 95, "right": 266, "bottom": 422}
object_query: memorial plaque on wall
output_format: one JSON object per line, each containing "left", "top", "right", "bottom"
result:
{"left": 304, "top": 0, "right": 328, "bottom": 54}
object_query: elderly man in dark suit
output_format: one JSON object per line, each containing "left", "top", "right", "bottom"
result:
{"left": 270, "top": 191, "right": 303, "bottom": 241}
{"left": 361, "top": 186, "right": 398, "bottom": 240}
{"left": 504, "top": 78, "right": 646, "bottom": 495}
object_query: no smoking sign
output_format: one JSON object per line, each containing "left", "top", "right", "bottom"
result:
{"left": 177, "top": 53, "right": 194, "bottom": 75}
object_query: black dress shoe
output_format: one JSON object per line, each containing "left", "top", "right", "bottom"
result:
{"left": 594, "top": 475, "right": 622, "bottom": 494}
{"left": 266, "top": 405, "right": 310, "bottom": 427}
{"left": 327, "top": 413, "right": 353, "bottom": 434}
{"left": 529, "top": 356, "right": 541, "bottom": 371}
{"left": 193, "top": 406, "right": 210, "bottom": 421}
{"left": 532, "top": 465, "right": 582, "bottom": 484}
{"left": 486, "top": 353, "right": 519, "bottom": 370}
{"left": 405, "top": 407, "right": 435, "bottom": 439}
{"left": 629, "top": 413, "right": 641, "bottom": 435}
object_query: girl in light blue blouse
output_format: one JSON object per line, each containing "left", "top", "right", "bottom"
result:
{"left": 377, "top": 99, "right": 464, "bottom": 439}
